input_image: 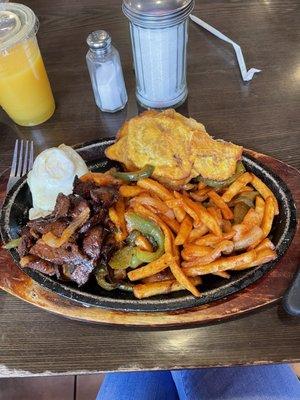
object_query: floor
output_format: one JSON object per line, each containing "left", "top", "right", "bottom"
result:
{"left": 0, "top": 374, "right": 104, "bottom": 400}
{"left": 0, "top": 366, "right": 299, "bottom": 399}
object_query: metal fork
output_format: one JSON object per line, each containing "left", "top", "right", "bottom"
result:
{"left": 7, "top": 140, "right": 34, "bottom": 192}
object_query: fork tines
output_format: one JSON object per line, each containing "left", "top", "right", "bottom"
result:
{"left": 10, "top": 139, "right": 34, "bottom": 179}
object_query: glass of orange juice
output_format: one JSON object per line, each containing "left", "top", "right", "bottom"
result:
{"left": 0, "top": 3, "right": 55, "bottom": 126}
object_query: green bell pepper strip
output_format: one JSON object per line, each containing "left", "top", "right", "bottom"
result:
{"left": 2, "top": 237, "right": 21, "bottom": 249}
{"left": 126, "top": 230, "right": 140, "bottom": 246}
{"left": 117, "top": 282, "right": 134, "bottom": 292}
{"left": 109, "top": 212, "right": 165, "bottom": 270}
{"left": 109, "top": 246, "right": 137, "bottom": 270}
{"left": 197, "top": 161, "right": 246, "bottom": 189}
{"left": 234, "top": 202, "right": 250, "bottom": 224}
{"left": 95, "top": 267, "right": 117, "bottom": 291}
{"left": 95, "top": 265, "right": 134, "bottom": 292}
{"left": 234, "top": 191, "right": 259, "bottom": 207}
{"left": 112, "top": 165, "right": 154, "bottom": 182}
{"left": 229, "top": 191, "right": 259, "bottom": 208}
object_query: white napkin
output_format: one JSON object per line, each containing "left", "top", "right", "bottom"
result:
{"left": 190, "top": 14, "right": 261, "bottom": 82}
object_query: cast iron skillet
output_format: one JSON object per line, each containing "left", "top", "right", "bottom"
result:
{"left": 0, "top": 139, "right": 297, "bottom": 312}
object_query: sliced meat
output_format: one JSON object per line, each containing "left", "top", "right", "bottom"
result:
{"left": 48, "top": 220, "right": 68, "bottom": 237}
{"left": 69, "top": 195, "right": 90, "bottom": 219}
{"left": 18, "top": 227, "right": 36, "bottom": 257}
{"left": 26, "top": 257, "right": 59, "bottom": 277}
{"left": 90, "top": 186, "right": 119, "bottom": 208}
{"left": 67, "top": 264, "right": 93, "bottom": 286}
{"left": 27, "top": 218, "right": 50, "bottom": 234}
{"left": 28, "top": 195, "right": 88, "bottom": 237}
{"left": 29, "top": 241, "right": 94, "bottom": 282}
{"left": 104, "top": 215, "right": 116, "bottom": 232}
{"left": 27, "top": 193, "right": 70, "bottom": 234}
{"left": 27, "top": 219, "right": 68, "bottom": 236}
{"left": 53, "top": 193, "right": 70, "bottom": 219}
{"left": 73, "top": 176, "right": 97, "bottom": 199}
{"left": 100, "top": 234, "right": 118, "bottom": 265}
{"left": 79, "top": 210, "right": 107, "bottom": 234}
{"left": 21, "top": 176, "right": 120, "bottom": 287}
{"left": 82, "top": 226, "right": 104, "bottom": 260}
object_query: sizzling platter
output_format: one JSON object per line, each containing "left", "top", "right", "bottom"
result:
{"left": 0, "top": 126, "right": 296, "bottom": 312}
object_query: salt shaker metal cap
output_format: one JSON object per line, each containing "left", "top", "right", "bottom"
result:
{"left": 86, "top": 30, "right": 128, "bottom": 113}
{"left": 123, "top": 0, "right": 194, "bottom": 28}
{"left": 86, "top": 30, "right": 111, "bottom": 50}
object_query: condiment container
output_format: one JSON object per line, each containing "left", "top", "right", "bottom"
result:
{"left": 86, "top": 30, "right": 128, "bottom": 113}
{"left": 0, "top": 3, "right": 55, "bottom": 126}
{"left": 123, "top": 0, "right": 194, "bottom": 109}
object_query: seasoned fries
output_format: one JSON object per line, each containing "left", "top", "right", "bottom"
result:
{"left": 130, "top": 194, "right": 170, "bottom": 214}
{"left": 175, "top": 215, "right": 193, "bottom": 245}
{"left": 81, "top": 172, "right": 121, "bottom": 186}
{"left": 182, "top": 244, "right": 212, "bottom": 261}
{"left": 248, "top": 196, "right": 276, "bottom": 249}
{"left": 174, "top": 192, "right": 222, "bottom": 237}
{"left": 242, "top": 208, "right": 261, "bottom": 228}
{"left": 238, "top": 186, "right": 253, "bottom": 193}
{"left": 208, "top": 191, "right": 234, "bottom": 220}
{"left": 96, "top": 159, "right": 279, "bottom": 299}
{"left": 182, "top": 250, "right": 257, "bottom": 277}
{"left": 109, "top": 205, "right": 127, "bottom": 242}
{"left": 159, "top": 214, "right": 180, "bottom": 234}
{"left": 119, "top": 185, "right": 145, "bottom": 197}
{"left": 142, "top": 270, "right": 174, "bottom": 283}
{"left": 207, "top": 207, "right": 222, "bottom": 226}
{"left": 251, "top": 174, "right": 279, "bottom": 215}
{"left": 194, "top": 231, "right": 234, "bottom": 247}
{"left": 190, "top": 187, "right": 211, "bottom": 202}
{"left": 261, "top": 197, "right": 276, "bottom": 237}
{"left": 222, "top": 172, "right": 253, "bottom": 203}
{"left": 137, "top": 178, "right": 173, "bottom": 201}
{"left": 255, "top": 196, "right": 265, "bottom": 225}
{"left": 233, "top": 226, "right": 263, "bottom": 251}
{"left": 169, "top": 257, "right": 201, "bottom": 297}
{"left": 182, "top": 240, "right": 234, "bottom": 267}
{"left": 255, "top": 238, "right": 275, "bottom": 252}
{"left": 134, "top": 277, "right": 202, "bottom": 299}
{"left": 128, "top": 253, "right": 173, "bottom": 281}
{"left": 222, "top": 220, "right": 232, "bottom": 233}
{"left": 137, "top": 179, "right": 186, "bottom": 222}
{"left": 214, "top": 271, "right": 231, "bottom": 279}
{"left": 173, "top": 206, "right": 186, "bottom": 223}
{"left": 234, "top": 248, "right": 276, "bottom": 270}
{"left": 188, "top": 225, "right": 209, "bottom": 242}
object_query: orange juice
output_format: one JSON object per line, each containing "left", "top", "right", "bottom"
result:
{"left": 0, "top": 38, "right": 55, "bottom": 126}
{"left": 0, "top": 3, "right": 55, "bottom": 126}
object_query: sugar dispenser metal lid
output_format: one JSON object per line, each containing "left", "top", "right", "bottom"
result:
{"left": 122, "top": 0, "right": 194, "bottom": 28}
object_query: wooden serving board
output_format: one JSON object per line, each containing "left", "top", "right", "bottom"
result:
{"left": 0, "top": 150, "right": 299, "bottom": 327}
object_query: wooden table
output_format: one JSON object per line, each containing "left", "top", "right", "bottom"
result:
{"left": 0, "top": 0, "right": 299, "bottom": 377}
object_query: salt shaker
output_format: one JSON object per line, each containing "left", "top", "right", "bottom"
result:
{"left": 123, "top": 0, "right": 194, "bottom": 109}
{"left": 86, "top": 30, "right": 128, "bottom": 112}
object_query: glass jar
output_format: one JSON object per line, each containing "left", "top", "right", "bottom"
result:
{"left": 0, "top": 3, "right": 55, "bottom": 126}
{"left": 123, "top": 0, "right": 194, "bottom": 109}
{"left": 86, "top": 30, "right": 128, "bottom": 113}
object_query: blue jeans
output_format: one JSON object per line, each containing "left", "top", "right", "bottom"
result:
{"left": 96, "top": 365, "right": 300, "bottom": 400}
